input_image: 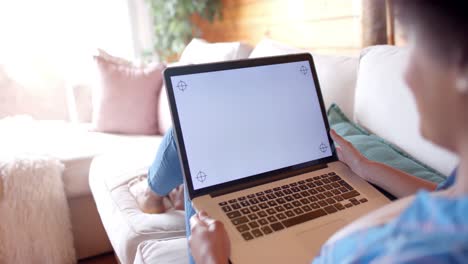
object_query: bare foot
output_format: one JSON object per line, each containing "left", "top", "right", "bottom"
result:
{"left": 129, "top": 176, "right": 167, "bottom": 214}
{"left": 168, "top": 184, "right": 184, "bottom": 210}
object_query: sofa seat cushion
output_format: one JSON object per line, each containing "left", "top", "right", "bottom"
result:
{"left": 89, "top": 150, "right": 186, "bottom": 264}
{"left": 133, "top": 238, "right": 188, "bottom": 264}
{"left": 354, "top": 45, "right": 459, "bottom": 176}
{"left": 0, "top": 117, "right": 162, "bottom": 198}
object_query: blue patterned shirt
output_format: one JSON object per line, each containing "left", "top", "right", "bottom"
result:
{"left": 313, "top": 168, "right": 468, "bottom": 263}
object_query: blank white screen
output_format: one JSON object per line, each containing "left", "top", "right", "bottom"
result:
{"left": 171, "top": 61, "right": 332, "bottom": 190}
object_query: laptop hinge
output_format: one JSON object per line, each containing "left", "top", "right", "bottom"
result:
{"left": 210, "top": 163, "right": 328, "bottom": 198}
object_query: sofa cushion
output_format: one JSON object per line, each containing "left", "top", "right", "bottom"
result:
{"left": 89, "top": 150, "right": 186, "bottom": 264}
{"left": 92, "top": 54, "right": 165, "bottom": 135}
{"left": 133, "top": 238, "right": 188, "bottom": 264}
{"left": 354, "top": 45, "right": 459, "bottom": 175}
{"left": 248, "top": 39, "right": 359, "bottom": 120}
{"left": 329, "top": 104, "right": 446, "bottom": 183}
{"left": 179, "top": 38, "right": 253, "bottom": 64}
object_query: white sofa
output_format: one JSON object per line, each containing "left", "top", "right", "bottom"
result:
{"left": 89, "top": 39, "right": 459, "bottom": 263}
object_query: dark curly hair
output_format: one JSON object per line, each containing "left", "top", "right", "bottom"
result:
{"left": 393, "top": 0, "right": 468, "bottom": 66}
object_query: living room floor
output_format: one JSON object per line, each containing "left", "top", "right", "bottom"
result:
{"left": 78, "top": 253, "right": 117, "bottom": 264}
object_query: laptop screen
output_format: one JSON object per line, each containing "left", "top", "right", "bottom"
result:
{"left": 170, "top": 59, "right": 333, "bottom": 191}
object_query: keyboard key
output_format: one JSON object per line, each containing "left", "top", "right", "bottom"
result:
{"left": 266, "top": 209, "right": 276, "bottom": 215}
{"left": 249, "top": 221, "right": 259, "bottom": 229}
{"left": 292, "top": 201, "right": 302, "bottom": 207}
{"left": 237, "top": 224, "right": 250, "bottom": 232}
{"left": 293, "top": 208, "right": 304, "bottom": 215}
{"left": 261, "top": 226, "right": 273, "bottom": 234}
{"left": 345, "top": 203, "right": 353, "bottom": 208}
{"left": 313, "top": 176, "right": 320, "bottom": 180}
{"left": 229, "top": 199, "right": 237, "bottom": 203}
{"left": 227, "top": 211, "right": 241, "bottom": 219}
{"left": 317, "top": 194, "right": 326, "bottom": 200}
{"left": 238, "top": 196, "right": 246, "bottom": 201}
{"left": 318, "top": 201, "right": 328, "bottom": 207}
{"left": 311, "top": 203, "right": 320, "bottom": 209}
{"left": 252, "top": 229, "right": 263, "bottom": 237}
{"left": 273, "top": 187, "right": 281, "bottom": 191}
{"left": 324, "top": 206, "right": 338, "bottom": 214}
{"left": 259, "top": 219, "right": 269, "bottom": 226}
{"left": 359, "top": 198, "right": 368, "bottom": 203}
{"left": 231, "top": 216, "right": 249, "bottom": 225}
{"left": 276, "top": 213, "right": 286, "bottom": 220}
{"left": 307, "top": 183, "right": 316, "bottom": 188}
{"left": 334, "top": 203, "right": 345, "bottom": 210}
{"left": 282, "top": 209, "right": 327, "bottom": 228}
{"left": 267, "top": 201, "right": 277, "bottom": 207}
{"left": 308, "top": 189, "right": 318, "bottom": 195}
{"left": 330, "top": 176, "right": 341, "bottom": 182}
{"left": 342, "top": 190, "right": 360, "bottom": 200}
{"left": 285, "top": 210, "right": 295, "bottom": 217}
{"left": 275, "top": 206, "right": 285, "bottom": 212}
{"left": 334, "top": 195, "right": 344, "bottom": 202}
{"left": 242, "top": 232, "right": 254, "bottom": 241}
{"left": 267, "top": 216, "right": 278, "bottom": 223}
{"left": 302, "top": 205, "right": 312, "bottom": 212}
{"left": 249, "top": 198, "right": 259, "bottom": 204}
{"left": 308, "top": 196, "right": 318, "bottom": 202}
{"left": 324, "top": 184, "right": 332, "bottom": 190}
{"left": 321, "top": 174, "right": 329, "bottom": 178}
{"left": 281, "top": 184, "right": 289, "bottom": 189}
{"left": 247, "top": 194, "right": 255, "bottom": 199}
{"left": 232, "top": 203, "right": 241, "bottom": 210}
{"left": 291, "top": 187, "right": 301, "bottom": 192}
{"left": 332, "top": 189, "right": 341, "bottom": 195}
{"left": 276, "top": 198, "right": 286, "bottom": 204}
{"left": 266, "top": 194, "right": 276, "bottom": 200}
{"left": 248, "top": 214, "right": 258, "bottom": 221}
{"left": 259, "top": 203, "right": 268, "bottom": 209}
{"left": 301, "top": 191, "right": 310, "bottom": 197}
{"left": 293, "top": 193, "right": 302, "bottom": 199}
{"left": 222, "top": 206, "right": 232, "bottom": 212}
{"left": 241, "top": 208, "right": 250, "bottom": 214}
{"left": 219, "top": 201, "right": 227, "bottom": 206}
{"left": 289, "top": 182, "right": 297, "bottom": 187}
{"left": 258, "top": 211, "right": 268, "bottom": 218}
{"left": 326, "top": 198, "right": 335, "bottom": 204}
{"left": 328, "top": 172, "right": 336, "bottom": 176}
{"left": 322, "top": 178, "right": 331, "bottom": 184}
{"left": 300, "top": 198, "right": 310, "bottom": 204}
{"left": 299, "top": 185, "right": 308, "bottom": 190}
{"left": 258, "top": 196, "right": 267, "bottom": 202}
{"left": 324, "top": 191, "right": 333, "bottom": 197}
{"left": 298, "top": 180, "right": 305, "bottom": 184}
{"left": 256, "top": 191, "right": 264, "bottom": 196}
{"left": 250, "top": 205, "right": 260, "bottom": 212}
{"left": 350, "top": 198, "right": 360, "bottom": 205}
{"left": 315, "top": 180, "right": 324, "bottom": 186}
{"left": 283, "top": 189, "right": 292, "bottom": 195}
{"left": 331, "top": 182, "right": 340, "bottom": 188}
{"left": 339, "top": 187, "right": 348, "bottom": 193}
{"left": 240, "top": 201, "right": 250, "bottom": 207}
{"left": 306, "top": 178, "right": 314, "bottom": 182}
{"left": 284, "top": 203, "right": 293, "bottom": 210}
{"left": 271, "top": 222, "right": 285, "bottom": 231}
{"left": 316, "top": 186, "right": 325, "bottom": 192}
{"left": 274, "top": 191, "right": 284, "bottom": 197}
{"left": 264, "top": 189, "right": 273, "bottom": 193}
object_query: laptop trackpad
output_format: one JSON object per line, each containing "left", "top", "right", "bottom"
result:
{"left": 295, "top": 220, "right": 346, "bottom": 253}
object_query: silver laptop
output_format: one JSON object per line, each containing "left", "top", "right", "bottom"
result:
{"left": 164, "top": 54, "right": 389, "bottom": 264}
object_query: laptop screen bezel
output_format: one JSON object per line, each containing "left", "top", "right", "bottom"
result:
{"left": 164, "top": 53, "right": 338, "bottom": 200}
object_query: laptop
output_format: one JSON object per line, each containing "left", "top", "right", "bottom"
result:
{"left": 163, "top": 53, "right": 390, "bottom": 264}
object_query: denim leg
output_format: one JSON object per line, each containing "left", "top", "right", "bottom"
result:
{"left": 184, "top": 181, "right": 196, "bottom": 264}
{"left": 147, "top": 127, "right": 184, "bottom": 196}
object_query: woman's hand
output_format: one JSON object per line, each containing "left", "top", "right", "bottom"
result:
{"left": 330, "top": 129, "right": 369, "bottom": 179}
{"left": 189, "top": 211, "right": 231, "bottom": 264}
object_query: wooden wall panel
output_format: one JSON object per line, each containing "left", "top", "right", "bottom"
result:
{"left": 193, "top": 0, "right": 363, "bottom": 55}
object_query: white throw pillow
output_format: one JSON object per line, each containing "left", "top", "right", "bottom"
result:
{"left": 354, "top": 45, "right": 458, "bottom": 175}
{"left": 249, "top": 39, "right": 359, "bottom": 120}
{"left": 179, "top": 38, "right": 253, "bottom": 64}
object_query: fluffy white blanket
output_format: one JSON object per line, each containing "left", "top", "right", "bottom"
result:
{"left": 0, "top": 156, "right": 76, "bottom": 263}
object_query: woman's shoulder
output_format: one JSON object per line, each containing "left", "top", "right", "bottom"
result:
{"left": 315, "top": 191, "right": 468, "bottom": 263}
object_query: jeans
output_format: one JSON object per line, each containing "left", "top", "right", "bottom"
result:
{"left": 147, "top": 127, "right": 195, "bottom": 264}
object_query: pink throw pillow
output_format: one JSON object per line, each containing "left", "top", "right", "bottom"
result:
{"left": 92, "top": 55, "right": 165, "bottom": 135}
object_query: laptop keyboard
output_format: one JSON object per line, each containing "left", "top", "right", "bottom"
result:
{"left": 218, "top": 172, "right": 368, "bottom": 241}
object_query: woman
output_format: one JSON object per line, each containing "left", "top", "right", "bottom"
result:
{"left": 188, "top": 1, "right": 468, "bottom": 263}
